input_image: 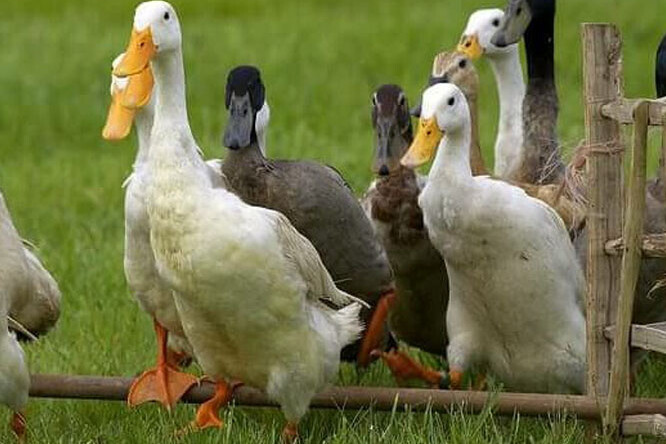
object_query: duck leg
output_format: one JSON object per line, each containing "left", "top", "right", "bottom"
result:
{"left": 281, "top": 421, "right": 299, "bottom": 443}
{"left": 357, "top": 290, "right": 396, "bottom": 367}
{"left": 190, "top": 380, "right": 242, "bottom": 430}
{"left": 10, "top": 411, "right": 26, "bottom": 443}
{"left": 449, "top": 366, "right": 465, "bottom": 390}
{"left": 371, "top": 349, "right": 447, "bottom": 389}
{"left": 127, "top": 320, "right": 197, "bottom": 409}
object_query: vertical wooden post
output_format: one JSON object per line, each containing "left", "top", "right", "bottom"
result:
{"left": 605, "top": 101, "right": 649, "bottom": 435}
{"left": 660, "top": 110, "right": 666, "bottom": 192}
{"left": 581, "top": 22, "right": 624, "bottom": 407}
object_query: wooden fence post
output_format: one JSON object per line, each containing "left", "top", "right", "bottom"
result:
{"left": 605, "top": 101, "right": 649, "bottom": 435}
{"left": 581, "top": 23, "right": 624, "bottom": 414}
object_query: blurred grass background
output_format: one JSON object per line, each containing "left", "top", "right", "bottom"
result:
{"left": 1, "top": 0, "right": 666, "bottom": 442}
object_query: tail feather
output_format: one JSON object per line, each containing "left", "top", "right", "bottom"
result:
{"left": 332, "top": 302, "right": 364, "bottom": 348}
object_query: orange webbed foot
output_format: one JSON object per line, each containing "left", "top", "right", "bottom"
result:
{"left": 127, "top": 320, "right": 197, "bottom": 409}
{"left": 372, "top": 348, "right": 446, "bottom": 388}
{"left": 127, "top": 363, "right": 198, "bottom": 409}
{"left": 190, "top": 380, "right": 243, "bottom": 431}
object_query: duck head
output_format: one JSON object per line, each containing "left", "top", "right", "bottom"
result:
{"left": 491, "top": 0, "right": 554, "bottom": 47}
{"left": 102, "top": 53, "right": 155, "bottom": 140}
{"left": 411, "top": 51, "right": 477, "bottom": 118}
{"left": 371, "top": 85, "right": 412, "bottom": 176}
{"left": 458, "top": 9, "right": 513, "bottom": 60}
{"left": 223, "top": 65, "right": 270, "bottom": 153}
{"left": 110, "top": 2, "right": 181, "bottom": 109}
{"left": 401, "top": 83, "right": 469, "bottom": 169}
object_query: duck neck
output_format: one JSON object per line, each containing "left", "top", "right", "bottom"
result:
{"left": 133, "top": 107, "right": 154, "bottom": 166}
{"left": 488, "top": 49, "right": 525, "bottom": 177}
{"left": 524, "top": 3, "right": 555, "bottom": 83}
{"left": 224, "top": 142, "right": 266, "bottom": 171}
{"left": 151, "top": 49, "right": 193, "bottom": 142}
{"left": 465, "top": 92, "right": 486, "bottom": 175}
{"left": 428, "top": 121, "right": 473, "bottom": 186}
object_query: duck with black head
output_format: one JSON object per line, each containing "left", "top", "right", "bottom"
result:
{"left": 361, "top": 84, "right": 449, "bottom": 388}
{"left": 221, "top": 65, "right": 397, "bottom": 368}
{"left": 491, "top": 0, "right": 564, "bottom": 184}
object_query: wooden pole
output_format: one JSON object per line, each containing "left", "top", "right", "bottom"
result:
{"left": 661, "top": 110, "right": 666, "bottom": 192}
{"left": 26, "top": 374, "right": 666, "bottom": 420}
{"left": 581, "top": 23, "right": 624, "bottom": 406}
{"left": 605, "top": 101, "right": 649, "bottom": 435}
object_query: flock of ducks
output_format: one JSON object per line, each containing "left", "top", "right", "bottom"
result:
{"left": 2, "top": 0, "right": 666, "bottom": 441}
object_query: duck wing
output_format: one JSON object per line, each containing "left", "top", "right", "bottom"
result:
{"left": 273, "top": 212, "right": 368, "bottom": 309}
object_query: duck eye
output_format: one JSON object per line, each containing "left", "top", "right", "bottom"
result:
{"left": 492, "top": 19, "right": 500, "bottom": 27}
{"left": 164, "top": 12, "right": 170, "bottom": 20}
{"left": 516, "top": 7, "right": 522, "bottom": 15}
{"left": 448, "top": 97, "right": 455, "bottom": 106}
{"left": 458, "top": 59, "right": 467, "bottom": 69}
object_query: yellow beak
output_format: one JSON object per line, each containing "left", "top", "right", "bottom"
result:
{"left": 457, "top": 34, "right": 483, "bottom": 60}
{"left": 400, "top": 117, "right": 443, "bottom": 168}
{"left": 114, "top": 28, "right": 156, "bottom": 77}
{"left": 102, "top": 68, "right": 153, "bottom": 141}
{"left": 102, "top": 90, "right": 136, "bottom": 141}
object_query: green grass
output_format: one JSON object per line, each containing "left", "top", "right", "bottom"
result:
{"left": 1, "top": 0, "right": 666, "bottom": 442}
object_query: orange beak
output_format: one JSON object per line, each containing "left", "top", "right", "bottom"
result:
{"left": 401, "top": 117, "right": 443, "bottom": 168}
{"left": 102, "top": 90, "right": 136, "bottom": 141}
{"left": 114, "top": 28, "right": 156, "bottom": 77}
{"left": 102, "top": 68, "right": 153, "bottom": 141}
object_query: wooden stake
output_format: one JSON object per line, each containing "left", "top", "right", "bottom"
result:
{"left": 605, "top": 101, "right": 649, "bottom": 435}
{"left": 581, "top": 23, "right": 624, "bottom": 405}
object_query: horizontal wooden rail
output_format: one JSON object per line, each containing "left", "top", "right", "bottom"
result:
{"left": 604, "top": 322, "right": 666, "bottom": 354}
{"left": 605, "top": 233, "right": 666, "bottom": 257}
{"left": 601, "top": 98, "right": 666, "bottom": 125}
{"left": 28, "top": 374, "right": 666, "bottom": 420}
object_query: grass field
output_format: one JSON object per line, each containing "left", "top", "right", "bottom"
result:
{"left": 1, "top": 0, "right": 666, "bottom": 442}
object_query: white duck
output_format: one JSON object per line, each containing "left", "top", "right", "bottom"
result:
{"left": 457, "top": 9, "right": 526, "bottom": 181}
{"left": 103, "top": 53, "right": 226, "bottom": 408}
{"left": 0, "top": 192, "right": 50, "bottom": 442}
{"left": 401, "top": 83, "right": 585, "bottom": 394}
{"left": 112, "top": 2, "right": 364, "bottom": 439}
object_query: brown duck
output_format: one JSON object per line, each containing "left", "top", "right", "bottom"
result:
{"left": 362, "top": 84, "right": 449, "bottom": 360}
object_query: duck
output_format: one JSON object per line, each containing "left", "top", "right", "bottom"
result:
{"left": 221, "top": 65, "right": 395, "bottom": 366}
{"left": 490, "top": 0, "right": 564, "bottom": 184}
{"left": 457, "top": 9, "right": 526, "bottom": 181}
{"left": 112, "top": 2, "right": 364, "bottom": 439}
{"left": 360, "top": 84, "right": 449, "bottom": 387}
{"left": 0, "top": 191, "right": 55, "bottom": 442}
{"left": 401, "top": 82, "right": 585, "bottom": 394}
{"left": 102, "top": 53, "right": 227, "bottom": 408}
{"left": 425, "top": 50, "right": 583, "bottom": 230}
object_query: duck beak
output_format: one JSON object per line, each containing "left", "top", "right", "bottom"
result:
{"left": 223, "top": 94, "right": 254, "bottom": 150}
{"left": 114, "top": 28, "right": 156, "bottom": 77}
{"left": 400, "top": 117, "right": 442, "bottom": 169}
{"left": 102, "top": 90, "right": 136, "bottom": 141}
{"left": 102, "top": 68, "right": 153, "bottom": 141}
{"left": 457, "top": 34, "right": 483, "bottom": 60}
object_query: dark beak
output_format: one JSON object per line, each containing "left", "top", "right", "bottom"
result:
{"left": 410, "top": 103, "right": 421, "bottom": 118}
{"left": 223, "top": 94, "right": 254, "bottom": 150}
